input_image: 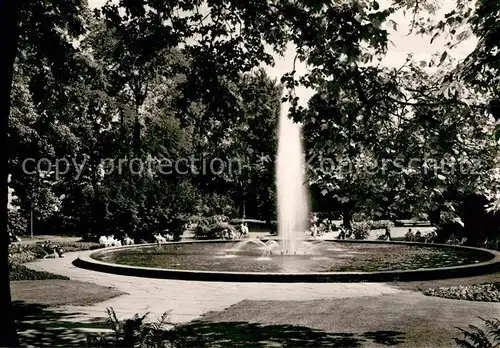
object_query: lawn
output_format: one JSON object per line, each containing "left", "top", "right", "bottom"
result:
{"left": 12, "top": 301, "right": 112, "bottom": 347}
{"left": 10, "top": 264, "right": 70, "bottom": 281}
{"left": 10, "top": 265, "right": 126, "bottom": 347}
{"left": 9, "top": 238, "right": 126, "bottom": 306}
{"left": 11, "top": 280, "right": 126, "bottom": 306}
{"left": 8, "top": 238, "right": 127, "bottom": 346}
{"left": 177, "top": 292, "right": 500, "bottom": 347}
{"left": 171, "top": 273, "right": 500, "bottom": 347}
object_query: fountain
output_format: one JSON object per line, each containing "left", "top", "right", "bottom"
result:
{"left": 276, "top": 102, "right": 311, "bottom": 253}
{"left": 224, "top": 102, "right": 332, "bottom": 257}
{"left": 77, "top": 102, "right": 500, "bottom": 282}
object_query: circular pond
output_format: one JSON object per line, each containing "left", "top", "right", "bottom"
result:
{"left": 90, "top": 240, "right": 494, "bottom": 274}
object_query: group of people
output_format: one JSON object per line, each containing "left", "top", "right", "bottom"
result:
{"left": 41, "top": 240, "right": 64, "bottom": 258}
{"left": 99, "top": 234, "right": 124, "bottom": 247}
{"left": 309, "top": 214, "right": 351, "bottom": 240}
{"left": 445, "top": 234, "right": 466, "bottom": 245}
{"left": 221, "top": 222, "right": 249, "bottom": 240}
{"left": 310, "top": 213, "right": 319, "bottom": 238}
{"left": 311, "top": 216, "right": 393, "bottom": 241}
{"left": 8, "top": 231, "right": 21, "bottom": 244}
{"left": 404, "top": 228, "right": 437, "bottom": 243}
{"left": 239, "top": 222, "right": 249, "bottom": 238}
{"left": 337, "top": 226, "right": 349, "bottom": 239}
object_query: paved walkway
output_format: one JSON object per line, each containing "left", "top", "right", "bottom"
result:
{"left": 24, "top": 250, "right": 405, "bottom": 325}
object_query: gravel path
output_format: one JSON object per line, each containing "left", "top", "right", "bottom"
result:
{"left": 23, "top": 250, "right": 404, "bottom": 324}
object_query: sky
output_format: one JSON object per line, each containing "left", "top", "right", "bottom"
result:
{"left": 88, "top": 0, "right": 476, "bottom": 106}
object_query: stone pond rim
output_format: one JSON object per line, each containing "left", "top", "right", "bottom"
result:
{"left": 72, "top": 240, "right": 500, "bottom": 283}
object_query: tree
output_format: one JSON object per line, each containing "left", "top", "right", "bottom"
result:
{"left": 1, "top": 0, "right": 22, "bottom": 343}
{"left": 283, "top": 0, "right": 499, "bottom": 239}
{"left": 224, "top": 69, "right": 282, "bottom": 221}
{"left": 9, "top": 71, "right": 62, "bottom": 234}
{"left": 3, "top": 0, "right": 87, "bottom": 344}
{"left": 383, "top": 0, "right": 500, "bottom": 242}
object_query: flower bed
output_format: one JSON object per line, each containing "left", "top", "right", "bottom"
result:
{"left": 423, "top": 283, "right": 500, "bottom": 302}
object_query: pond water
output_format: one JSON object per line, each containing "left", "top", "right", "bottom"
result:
{"left": 92, "top": 241, "right": 491, "bottom": 273}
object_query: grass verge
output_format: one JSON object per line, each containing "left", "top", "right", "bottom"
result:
{"left": 11, "top": 279, "right": 126, "bottom": 306}
{"left": 177, "top": 293, "right": 499, "bottom": 347}
{"left": 10, "top": 264, "right": 70, "bottom": 281}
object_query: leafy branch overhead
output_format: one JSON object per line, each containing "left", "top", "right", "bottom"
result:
{"left": 6, "top": 0, "right": 500, "bottom": 243}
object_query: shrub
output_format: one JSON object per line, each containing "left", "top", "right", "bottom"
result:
{"left": 8, "top": 241, "right": 103, "bottom": 265}
{"left": 9, "top": 264, "right": 69, "bottom": 281}
{"left": 193, "top": 224, "right": 217, "bottom": 239}
{"left": 87, "top": 308, "right": 201, "bottom": 348}
{"left": 349, "top": 220, "right": 395, "bottom": 240}
{"left": 206, "top": 215, "right": 229, "bottom": 224}
{"left": 8, "top": 209, "right": 27, "bottom": 236}
{"left": 8, "top": 244, "right": 37, "bottom": 264}
{"left": 8, "top": 250, "right": 37, "bottom": 264}
{"left": 192, "top": 215, "right": 233, "bottom": 239}
{"left": 191, "top": 215, "right": 228, "bottom": 226}
{"left": 318, "top": 219, "right": 338, "bottom": 233}
{"left": 59, "top": 241, "right": 104, "bottom": 252}
{"left": 193, "top": 221, "right": 238, "bottom": 240}
{"left": 351, "top": 221, "right": 370, "bottom": 240}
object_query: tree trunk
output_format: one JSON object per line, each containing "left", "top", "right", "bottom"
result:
{"left": 342, "top": 208, "right": 352, "bottom": 230}
{"left": 90, "top": 158, "right": 98, "bottom": 235}
{"left": 0, "top": 0, "right": 21, "bottom": 345}
{"left": 462, "top": 194, "right": 488, "bottom": 246}
{"left": 134, "top": 114, "right": 141, "bottom": 158}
